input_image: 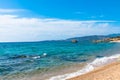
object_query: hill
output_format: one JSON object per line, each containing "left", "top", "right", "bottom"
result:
{"left": 66, "top": 34, "right": 120, "bottom": 42}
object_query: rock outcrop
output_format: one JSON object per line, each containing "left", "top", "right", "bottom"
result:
{"left": 71, "top": 39, "right": 78, "bottom": 43}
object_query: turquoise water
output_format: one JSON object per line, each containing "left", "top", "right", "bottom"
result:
{"left": 0, "top": 41, "right": 120, "bottom": 79}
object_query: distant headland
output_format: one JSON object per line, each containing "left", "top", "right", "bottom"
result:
{"left": 66, "top": 33, "right": 120, "bottom": 43}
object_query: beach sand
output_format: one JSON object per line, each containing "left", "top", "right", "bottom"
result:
{"left": 110, "top": 40, "right": 120, "bottom": 43}
{"left": 68, "top": 61, "right": 120, "bottom": 80}
{"left": 111, "top": 40, "right": 120, "bottom": 43}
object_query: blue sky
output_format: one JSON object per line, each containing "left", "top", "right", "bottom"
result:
{"left": 0, "top": 0, "right": 120, "bottom": 42}
{"left": 0, "top": 0, "right": 119, "bottom": 20}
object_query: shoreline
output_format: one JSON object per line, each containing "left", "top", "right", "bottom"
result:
{"left": 2, "top": 54, "right": 120, "bottom": 80}
{"left": 1, "top": 54, "right": 120, "bottom": 80}
{"left": 110, "top": 40, "right": 120, "bottom": 43}
{"left": 1, "top": 63, "right": 86, "bottom": 80}
{"left": 68, "top": 61, "right": 120, "bottom": 80}
{"left": 49, "top": 54, "right": 120, "bottom": 80}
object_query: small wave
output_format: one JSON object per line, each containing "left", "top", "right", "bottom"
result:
{"left": 43, "top": 53, "right": 47, "bottom": 56}
{"left": 8, "top": 53, "right": 47, "bottom": 60}
{"left": 32, "top": 56, "right": 41, "bottom": 59}
{"left": 49, "top": 54, "right": 120, "bottom": 80}
{"left": 32, "top": 53, "right": 47, "bottom": 59}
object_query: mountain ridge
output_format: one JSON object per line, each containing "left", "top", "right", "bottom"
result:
{"left": 66, "top": 33, "right": 120, "bottom": 42}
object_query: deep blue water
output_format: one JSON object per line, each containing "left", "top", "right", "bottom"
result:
{"left": 0, "top": 41, "right": 120, "bottom": 77}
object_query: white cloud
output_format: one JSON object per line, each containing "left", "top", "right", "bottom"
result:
{"left": 0, "top": 9, "right": 25, "bottom": 13}
{"left": 88, "top": 15, "right": 105, "bottom": 19}
{"left": 0, "top": 10, "right": 119, "bottom": 42}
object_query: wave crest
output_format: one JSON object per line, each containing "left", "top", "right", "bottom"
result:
{"left": 49, "top": 54, "right": 120, "bottom": 80}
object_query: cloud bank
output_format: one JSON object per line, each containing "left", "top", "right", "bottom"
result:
{"left": 0, "top": 9, "right": 25, "bottom": 13}
{"left": 0, "top": 9, "right": 120, "bottom": 42}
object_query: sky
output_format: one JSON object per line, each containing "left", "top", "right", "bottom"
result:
{"left": 0, "top": 0, "right": 120, "bottom": 42}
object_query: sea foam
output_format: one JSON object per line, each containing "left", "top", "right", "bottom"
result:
{"left": 49, "top": 54, "right": 120, "bottom": 80}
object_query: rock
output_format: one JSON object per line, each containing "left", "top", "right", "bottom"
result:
{"left": 10, "top": 55, "right": 27, "bottom": 59}
{"left": 71, "top": 39, "right": 78, "bottom": 43}
{"left": 92, "top": 36, "right": 120, "bottom": 43}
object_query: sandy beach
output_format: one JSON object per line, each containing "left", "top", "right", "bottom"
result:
{"left": 68, "top": 61, "right": 120, "bottom": 80}
{"left": 111, "top": 40, "right": 120, "bottom": 43}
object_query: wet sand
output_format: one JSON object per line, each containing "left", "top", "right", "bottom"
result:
{"left": 68, "top": 61, "right": 120, "bottom": 80}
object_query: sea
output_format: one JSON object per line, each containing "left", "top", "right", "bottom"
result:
{"left": 0, "top": 40, "right": 120, "bottom": 80}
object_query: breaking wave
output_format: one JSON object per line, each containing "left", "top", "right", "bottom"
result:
{"left": 49, "top": 54, "right": 120, "bottom": 80}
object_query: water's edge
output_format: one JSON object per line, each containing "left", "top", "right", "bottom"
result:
{"left": 49, "top": 54, "right": 120, "bottom": 80}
